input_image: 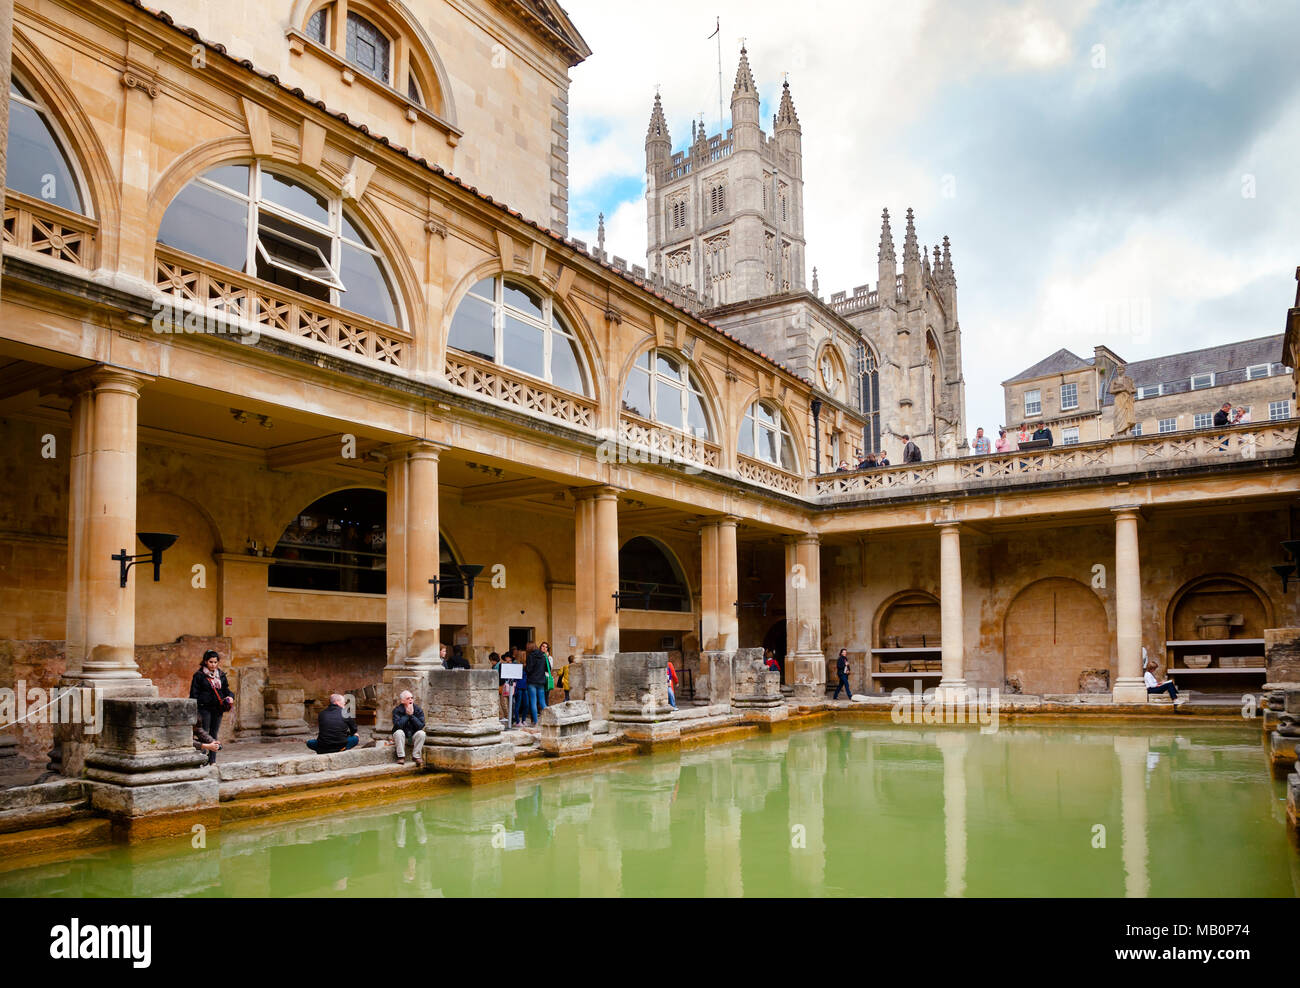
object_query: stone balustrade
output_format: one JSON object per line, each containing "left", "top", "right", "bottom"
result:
{"left": 618, "top": 414, "right": 722, "bottom": 470}
{"left": 3, "top": 191, "right": 98, "bottom": 268}
{"left": 737, "top": 453, "right": 805, "bottom": 496}
{"left": 816, "top": 421, "right": 1299, "bottom": 502}
{"left": 153, "top": 245, "right": 412, "bottom": 368}
{"left": 444, "top": 349, "right": 596, "bottom": 430}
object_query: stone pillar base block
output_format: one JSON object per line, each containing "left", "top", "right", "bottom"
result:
{"left": 539, "top": 701, "right": 593, "bottom": 756}
{"left": 701, "top": 650, "right": 734, "bottom": 706}
{"left": 1269, "top": 732, "right": 1299, "bottom": 777}
{"left": 425, "top": 741, "right": 515, "bottom": 776}
{"left": 1111, "top": 680, "right": 1148, "bottom": 705}
{"left": 90, "top": 777, "right": 218, "bottom": 819}
{"left": 737, "top": 703, "right": 789, "bottom": 725}
{"left": 1287, "top": 773, "right": 1300, "bottom": 834}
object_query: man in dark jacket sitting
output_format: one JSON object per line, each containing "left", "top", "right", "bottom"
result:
{"left": 307, "top": 693, "right": 359, "bottom": 754}
{"left": 391, "top": 689, "right": 426, "bottom": 764}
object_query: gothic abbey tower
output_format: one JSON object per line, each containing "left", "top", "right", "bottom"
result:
{"left": 644, "top": 48, "right": 967, "bottom": 462}
{"left": 645, "top": 47, "right": 806, "bottom": 305}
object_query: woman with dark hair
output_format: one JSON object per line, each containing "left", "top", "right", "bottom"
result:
{"left": 833, "top": 647, "right": 853, "bottom": 700}
{"left": 189, "top": 650, "right": 233, "bottom": 764}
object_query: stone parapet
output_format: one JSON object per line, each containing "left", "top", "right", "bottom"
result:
{"left": 261, "top": 685, "right": 310, "bottom": 737}
{"left": 731, "top": 647, "right": 788, "bottom": 724}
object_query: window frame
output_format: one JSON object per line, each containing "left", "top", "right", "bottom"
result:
{"left": 1137, "top": 384, "right": 1162, "bottom": 399}
{"left": 1189, "top": 372, "right": 1214, "bottom": 390}
{"left": 1061, "top": 426, "right": 1079, "bottom": 446}
{"left": 1059, "top": 381, "right": 1079, "bottom": 411}
{"left": 1158, "top": 417, "right": 1177, "bottom": 434}
{"left": 1192, "top": 412, "right": 1212, "bottom": 430}
{"left": 738, "top": 399, "right": 797, "bottom": 472}
{"left": 1131, "top": 423, "right": 1143, "bottom": 437}
{"left": 158, "top": 160, "right": 402, "bottom": 327}
{"left": 447, "top": 275, "right": 589, "bottom": 396}
{"left": 1246, "top": 363, "right": 1271, "bottom": 380}
{"left": 6, "top": 73, "right": 91, "bottom": 217}
{"left": 1269, "top": 400, "right": 1291, "bottom": 421}
{"left": 1023, "top": 388, "right": 1042, "bottom": 418}
{"left": 621, "top": 348, "right": 712, "bottom": 440}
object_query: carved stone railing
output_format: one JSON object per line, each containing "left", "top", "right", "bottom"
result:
{"left": 737, "top": 454, "right": 804, "bottom": 496}
{"left": 619, "top": 413, "right": 721, "bottom": 470}
{"left": 154, "top": 245, "right": 411, "bottom": 368}
{"left": 444, "top": 349, "right": 595, "bottom": 430}
{"left": 816, "top": 421, "right": 1298, "bottom": 500}
{"left": 3, "top": 191, "right": 98, "bottom": 268}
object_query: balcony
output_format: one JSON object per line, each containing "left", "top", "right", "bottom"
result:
{"left": 444, "top": 349, "right": 595, "bottom": 430}
{"left": 154, "top": 245, "right": 412, "bottom": 368}
{"left": 816, "top": 420, "right": 1298, "bottom": 501}
{"left": 619, "top": 413, "right": 721, "bottom": 471}
{"left": 3, "top": 191, "right": 98, "bottom": 269}
{"left": 737, "top": 453, "right": 804, "bottom": 497}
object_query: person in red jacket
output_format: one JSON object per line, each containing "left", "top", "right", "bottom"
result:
{"left": 666, "top": 660, "right": 678, "bottom": 709}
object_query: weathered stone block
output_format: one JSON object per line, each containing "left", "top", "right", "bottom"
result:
{"left": 701, "top": 650, "right": 733, "bottom": 706}
{"left": 427, "top": 669, "right": 500, "bottom": 726}
{"left": 538, "top": 700, "right": 592, "bottom": 756}
{"left": 1265, "top": 628, "right": 1300, "bottom": 686}
{"left": 425, "top": 741, "right": 515, "bottom": 774}
{"left": 610, "top": 652, "right": 675, "bottom": 719}
{"left": 1077, "top": 668, "right": 1110, "bottom": 693}
{"left": 790, "top": 652, "right": 827, "bottom": 701}
{"left": 574, "top": 654, "right": 613, "bottom": 721}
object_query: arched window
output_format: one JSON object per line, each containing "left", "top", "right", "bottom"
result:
{"left": 738, "top": 400, "right": 796, "bottom": 470}
{"left": 6, "top": 77, "right": 84, "bottom": 214}
{"left": 270, "top": 488, "right": 387, "bottom": 594}
{"left": 447, "top": 275, "right": 588, "bottom": 395}
{"left": 858, "top": 341, "right": 880, "bottom": 453}
{"left": 157, "top": 162, "right": 399, "bottom": 326}
{"left": 617, "top": 536, "right": 690, "bottom": 612}
{"left": 622, "top": 349, "right": 710, "bottom": 438}
{"left": 346, "top": 11, "right": 391, "bottom": 83}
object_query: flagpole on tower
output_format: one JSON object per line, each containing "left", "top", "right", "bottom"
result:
{"left": 710, "top": 16, "right": 723, "bottom": 134}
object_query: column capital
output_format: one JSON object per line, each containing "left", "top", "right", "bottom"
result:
{"left": 571, "top": 484, "right": 622, "bottom": 502}
{"left": 1110, "top": 504, "right": 1143, "bottom": 520}
{"left": 62, "top": 364, "right": 154, "bottom": 399}
{"left": 377, "top": 439, "right": 443, "bottom": 462}
{"left": 700, "top": 513, "right": 741, "bottom": 530}
{"left": 935, "top": 518, "right": 964, "bottom": 531}
{"left": 783, "top": 531, "right": 820, "bottom": 546}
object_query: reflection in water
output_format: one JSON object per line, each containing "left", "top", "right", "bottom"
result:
{"left": 0, "top": 724, "right": 1292, "bottom": 898}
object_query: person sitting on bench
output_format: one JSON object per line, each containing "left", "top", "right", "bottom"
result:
{"left": 307, "top": 693, "right": 359, "bottom": 753}
{"left": 1144, "top": 660, "right": 1178, "bottom": 702}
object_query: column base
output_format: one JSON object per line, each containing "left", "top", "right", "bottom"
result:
{"left": 933, "top": 679, "right": 971, "bottom": 702}
{"left": 1111, "top": 679, "right": 1148, "bottom": 705}
{"left": 789, "top": 652, "right": 826, "bottom": 701}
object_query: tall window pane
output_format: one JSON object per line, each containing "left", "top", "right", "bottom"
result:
{"left": 346, "top": 12, "right": 390, "bottom": 82}
{"left": 551, "top": 335, "right": 586, "bottom": 395}
{"left": 157, "top": 181, "right": 248, "bottom": 270}
{"left": 502, "top": 314, "right": 545, "bottom": 379}
{"left": 6, "top": 92, "right": 83, "bottom": 213}
{"left": 339, "top": 243, "right": 396, "bottom": 324}
{"left": 447, "top": 295, "right": 494, "bottom": 362}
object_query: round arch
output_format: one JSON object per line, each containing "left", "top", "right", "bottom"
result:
{"left": 872, "top": 588, "right": 940, "bottom": 648}
{"left": 1004, "top": 577, "right": 1110, "bottom": 694}
{"left": 616, "top": 339, "right": 722, "bottom": 443}
{"left": 147, "top": 148, "right": 424, "bottom": 334}
{"left": 10, "top": 28, "right": 121, "bottom": 258}
{"left": 289, "top": 0, "right": 459, "bottom": 125}
{"left": 1165, "top": 572, "right": 1274, "bottom": 641}
{"left": 617, "top": 534, "right": 692, "bottom": 611}
{"left": 441, "top": 261, "right": 604, "bottom": 406}
{"left": 734, "top": 389, "right": 804, "bottom": 475}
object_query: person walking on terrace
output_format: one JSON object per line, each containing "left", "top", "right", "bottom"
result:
{"left": 833, "top": 647, "right": 853, "bottom": 700}
{"left": 392, "top": 689, "right": 426, "bottom": 765}
{"left": 189, "top": 650, "right": 233, "bottom": 765}
{"left": 902, "top": 435, "right": 922, "bottom": 463}
{"left": 307, "top": 693, "right": 359, "bottom": 753}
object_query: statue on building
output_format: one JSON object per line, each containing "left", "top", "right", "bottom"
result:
{"left": 1111, "top": 366, "right": 1136, "bottom": 436}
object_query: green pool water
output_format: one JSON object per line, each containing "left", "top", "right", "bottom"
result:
{"left": 2, "top": 724, "right": 1295, "bottom": 897}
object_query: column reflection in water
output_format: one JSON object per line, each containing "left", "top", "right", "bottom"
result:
{"left": 1114, "top": 733, "right": 1150, "bottom": 898}
{"left": 786, "top": 732, "right": 827, "bottom": 892}
{"left": 936, "top": 729, "right": 970, "bottom": 898}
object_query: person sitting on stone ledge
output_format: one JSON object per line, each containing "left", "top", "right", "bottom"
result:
{"left": 307, "top": 693, "right": 359, "bottom": 753}
{"left": 1144, "top": 659, "right": 1180, "bottom": 706}
{"left": 391, "top": 690, "right": 426, "bottom": 765}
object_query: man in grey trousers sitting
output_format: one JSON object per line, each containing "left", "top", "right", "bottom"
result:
{"left": 392, "top": 690, "right": 426, "bottom": 764}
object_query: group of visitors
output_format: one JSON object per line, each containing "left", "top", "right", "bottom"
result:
{"left": 483, "top": 641, "right": 564, "bottom": 729}
{"left": 1213, "top": 402, "right": 1250, "bottom": 426}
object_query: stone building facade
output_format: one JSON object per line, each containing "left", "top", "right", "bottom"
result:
{"left": 0, "top": 0, "right": 1296, "bottom": 776}
{"left": 1004, "top": 335, "right": 1294, "bottom": 445}
{"left": 646, "top": 50, "right": 967, "bottom": 461}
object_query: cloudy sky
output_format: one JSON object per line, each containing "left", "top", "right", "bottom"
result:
{"left": 561, "top": 0, "right": 1300, "bottom": 437}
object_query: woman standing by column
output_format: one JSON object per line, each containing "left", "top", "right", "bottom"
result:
{"left": 833, "top": 647, "right": 853, "bottom": 700}
{"left": 190, "top": 650, "right": 233, "bottom": 764}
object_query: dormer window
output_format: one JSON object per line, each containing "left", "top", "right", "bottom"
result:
{"left": 1137, "top": 384, "right": 1161, "bottom": 399}
{"left": 1190, "top": 372, "right": 1214, "bottom": 390}
{"left": 1246, "top": 363, "right": 1270, "bottom": 380}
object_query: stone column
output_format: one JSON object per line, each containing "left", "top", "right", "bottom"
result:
{"left": 423, "top": 669, "right": 514, "bottom": 780}
{"left": 64, "top": 367, "right": 155, "bottom": 686}
{"left": 572, "top": 486, "right": 619, "bottom": 719}
{"left": 699, "top": 515, "right": 739, "bottom": 705}
{"left": 214, "top": 553, "right": 272, "bottom": 738}
{"left": 936, "top": 520, "right": 968, "bottom": 699}
{"left": 379, "top": 442, "right": 441, "bottom": 735}
{"left": 1111, "top": 506, "right": 1146, "bottom": 704}
{"left": 786, "top": 533, "right": 825, "bottom": 702}
{"left": 608, "top": 651, "right": 680, "bottom": 750}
